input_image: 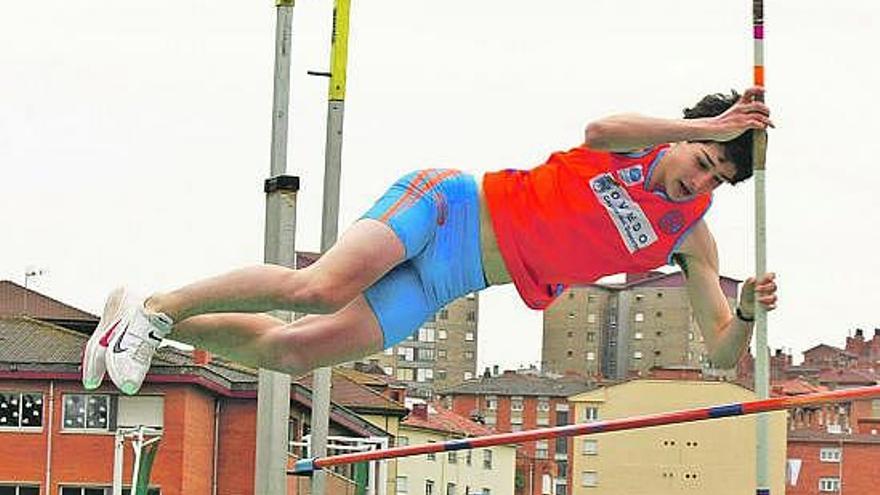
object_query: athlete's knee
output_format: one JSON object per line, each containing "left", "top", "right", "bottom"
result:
{"left": 277, "top": 268, "right": 355, "bottom": 314}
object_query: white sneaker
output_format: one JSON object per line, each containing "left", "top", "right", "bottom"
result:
{"left": 81, "top": 287, "right": 129, "bottom": 389}
{"left": 101, "top": 289, "right": 173, "bottom": 395}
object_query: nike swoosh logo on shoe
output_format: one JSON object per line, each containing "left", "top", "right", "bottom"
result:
{"left": 148, "top": 330, "right": 164, "bottom": 343}
{"left": 112, "top": 323, "right": 131, "bottom": 353}
{"left": 98, "top": 320, "right": 122, "bottom": 348}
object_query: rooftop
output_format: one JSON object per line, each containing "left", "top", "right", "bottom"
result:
{"left": 440, "top": 370, "right": 595, "bottom": 397}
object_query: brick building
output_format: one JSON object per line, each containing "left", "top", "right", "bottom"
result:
{"left": 439, "top": 369, "right": 594, "bottom": 495}
{"left": 542, "top": 271, "right": 740, "bottom": 380}
{"left": 0, "top": 316, "right": 407, "bottom": 495}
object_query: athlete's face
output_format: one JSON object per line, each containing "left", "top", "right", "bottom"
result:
{"left": 661, "top": 142, "right": 737, "bottom": 201}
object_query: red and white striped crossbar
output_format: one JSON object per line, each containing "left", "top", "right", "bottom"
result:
{"left": 291, "top": 384, "right": 880, "bottom": 475}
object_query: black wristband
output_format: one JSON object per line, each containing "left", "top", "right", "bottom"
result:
{"left": 736, "top": 306, "right": 755, "bottom": 322}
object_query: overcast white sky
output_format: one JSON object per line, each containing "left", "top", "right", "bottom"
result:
{"left": 2, "top": 1, "right": 879, "bottom": 370}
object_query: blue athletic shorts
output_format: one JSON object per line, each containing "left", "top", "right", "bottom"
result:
{"left": 362, "top": 169, "right": 487, "bottom": 348}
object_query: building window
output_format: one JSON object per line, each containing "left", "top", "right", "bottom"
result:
{"left": 482, "top": 489, "right": 491, "bottom": 495}
{"left": 556, "top": 436, "right": 568, "bottom": 455}
{"left": 466, "top": 450, "right": 473, "bottom": 466}
{"left": 584, "top": 407, "right": 599, "bottom": 422}
{"left": 655, "top": 311, "right": 663, "bottom": 318}
{"left": 633, "top": 351, "right": 643, "bottom": 359}
{"left": 419, "top": 327, "right": 436, "bottom": 343}
{"left": 398, "top": 347, "right": 414, "bottom": 361}
{"left": 587, "top": 314, "right": 597, "bottom": 323}
{"left": 635, "top": 294, "right": 644, "bottom": 301}
{"left": 438, "top": 329, "right": 448, "bottom": 340}
{"left": 62, "top": 394, "right": 110, "bottom": 431}
{"left": 587, "top": 295, "right": 597, "bottom": 303}
{"left": 396, "top": 368, "right": 414, "bottom": 381}
{"left": 448, "top": 451, "right": 458, "bottom": 464}
{"left": 633, "top": 332, "right": 643, "bottom": 340}
{"left": 439, "top": 309, "right": 449, "bottom": 320}
{"left": 587, "top": 332, "right": 596, "bottom": 342}
{"left": 383, "top": 366, "right": 394, "bottom": 376}
{"left": 483, "top": 449, "right": 493, "bottom": 469}
{"left": 446, "top": 482, "right": 456, "bottom": 495}
{"left": 820, "top": 447, "right": 842, "bottom": 462}
{"left": 567, "top": 350, "right": 574, "bottom": 358}
{"left": 60, "top": 488, "right": 159, "bottom": 495}
{"left": 657, "top": 292, "right": 664, "bottom": 298}
{"left": 0, "top": 486, "right": 39, "bottom": 495}
{"left": 0, "top": 392, "right": 43, "bottom": 429}
{"left": 464, "top": 372, "right": 473, "bottom": 381}
{"left": 581, "top": 471, "right": 598, "bottom": 487}
{"left": 437, "top": 349, "right": 447, "bottom": 359}
{"left": 486, "top": 396, "right": 498, "bottom": 411}
{"left": 436, "top": 369, "right": 447, "bottom": 380}
{"left": 567, "top": 331, "right": 574, "bottom": 338}
{"left": 419, "top": 348, "right": 436, "bottom": 361}
{"left": 538, "top": 397, "right": 551, "bottom": 412}
{"left": 819, "top": 477, "right": 840, "bottom": 492}
{"left": 568, "top": 292, "right": 575, "bottom": 300}
{"left": 688, "top": 331, "right": 694, "bottom": 341}
{"left": 396, "top": 476, "right": 408, "bottom": 494}
{"left": 417, "top": 368, "right": 434, "bottom": 382}
{"left": 568, "top": 312, "right": 576, "bottom": 319}
{"left": 465, "top": 332, "right": 475, "bottom": 342}
{"left": 397, "top": 436, "right": 409, "bottom": 447}
{"left": 582, "top": 439, "right": 598, "bottom": 455}
{"left": 425, "top": 480, "right": 435, "bottom": 495}
{"left": 464, "top": 350, "right": 475, "bottom": 360}
{"left": 586, "top": 352, "right": 595, "bottom": 361}
{"left": 466, "top": 311, "right": 476, "bottom": 322}
{"left": 557, "top": 459, "right": 568, "bottom": 479}
{"left": 536, "top": 440, "right": 549, "bottom": 459}
{"left": 634, "top": 313, "right": 644, "bottom": 322}
{"left": 427, "top": 441, "right": 436, "bottom": 461}
{"left": 511, "top": 396, "right": 524, "bottom": 411}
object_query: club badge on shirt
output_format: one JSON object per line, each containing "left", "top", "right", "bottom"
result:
{"left": 589, "top": 173, "right": 658, "bottom": 253}
{"left": 617, "top": 165, "right": 645, "bottom": 186}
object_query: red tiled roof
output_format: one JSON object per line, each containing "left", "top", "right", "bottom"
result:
{"left": 0, "top": 280, "right": 97, "bottom": 321}
{"left": 296, "top": 370, "right": 407, "bottom": 415}
{"left": 402, "top": 403, "right": 493, "bottom": 437}
{"left": 818, "top": 369, "right": 877, "bottom": 386}
{"left": 771, "top": 378, "right": 828, "bottom": 397}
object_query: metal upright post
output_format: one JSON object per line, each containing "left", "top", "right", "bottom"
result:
{"left": 256, "top": 1, "right": 299, "bottom": 494}
{"left": 311, "top": 1, "right": 352, "bottom": 493}
{"left": 751, "top": 1, "right": 770, "bottom": 494}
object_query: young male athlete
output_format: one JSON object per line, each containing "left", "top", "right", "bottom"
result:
{"left": 83, "top": 86, "right": 778, "bottom": 395}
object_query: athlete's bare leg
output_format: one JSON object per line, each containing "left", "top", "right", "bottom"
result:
{"left": 170, "top": 295, "right": 383, "bottom": 376}
{"left": 146, "top": 219, "right": 405, "bottom": 322}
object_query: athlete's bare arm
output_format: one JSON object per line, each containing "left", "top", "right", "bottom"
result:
{"left": 673, "top": 220, "right": 778, "bottom": 368}
{"left": 584, "top": 86, "right": 772, "bottom": 152}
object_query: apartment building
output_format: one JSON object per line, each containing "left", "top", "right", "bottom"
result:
{"left": 440, "top": 369, "right": 594, "bottom": 495}
{"left": 568, "top": 380, "right": 786, "bottom": 495}
{"left": 542, "top": 271, "right": 739, "bottom": 380}
{"left": 297, "top": 253, "right": 480, "bottom": 400}
{"left": 396, "top": 403, "right": 516, "bottom": 495}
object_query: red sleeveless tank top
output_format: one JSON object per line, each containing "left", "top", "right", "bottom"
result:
{"left": 482, "top": 145, "right": 711, "bottom": 309}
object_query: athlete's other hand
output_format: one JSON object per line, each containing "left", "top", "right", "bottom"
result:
{"left": 738, "top": 272, "right": 778, "bottom": 319}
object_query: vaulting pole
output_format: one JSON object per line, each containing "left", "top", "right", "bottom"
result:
{"left": 751, "top": 1, "right": 771, "bottom": 494}
{"left": 290, "top": 385, "right": 880, "bottom": 475}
